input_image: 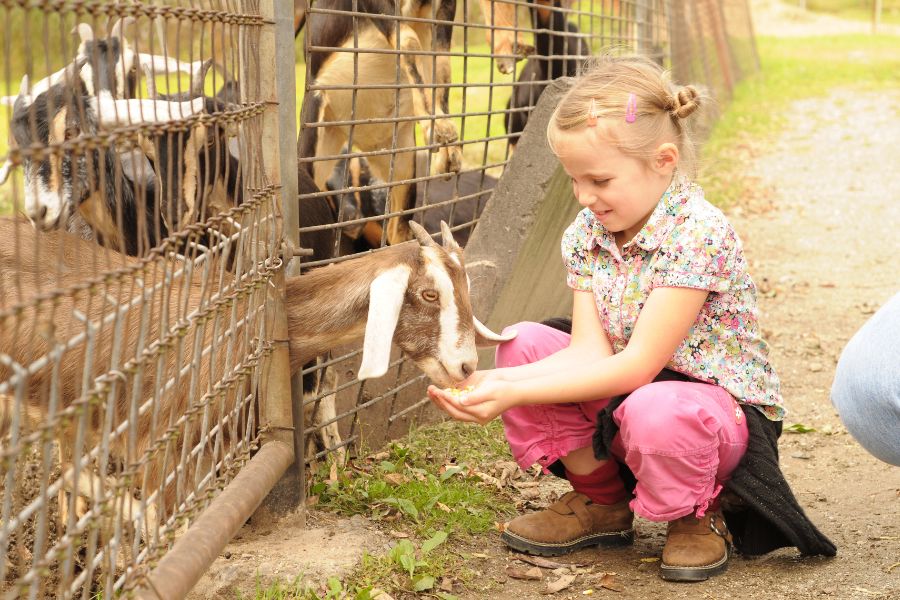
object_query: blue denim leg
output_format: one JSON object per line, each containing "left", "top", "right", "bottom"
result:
{"left": 831, "top": 291, "right": 900, "bottom": 466}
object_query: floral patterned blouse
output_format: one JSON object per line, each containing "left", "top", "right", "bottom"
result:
{"left": 561, "top": 174, "right": 785, "bottom": 420}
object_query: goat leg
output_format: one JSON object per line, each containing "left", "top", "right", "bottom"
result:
{"left": 479, "top": 0, "right": 534, "bottom": 74}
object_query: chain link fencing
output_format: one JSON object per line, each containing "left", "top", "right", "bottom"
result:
{"left": 0, "top": 0, "right": 757, "bottom": 597}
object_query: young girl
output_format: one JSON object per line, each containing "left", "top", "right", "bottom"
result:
{"left": 428, "top": 55, "right": 835, "bottom": 581}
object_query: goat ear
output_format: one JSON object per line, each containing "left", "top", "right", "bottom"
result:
{"left": 94, "top": 94, "right": 207, "bottom": 126}
{"left": 473, "top": 316, "right": 517, "bottom": 347}
{"left": 357, "top": 265, "right": 412, "bottom": 380}
{"left": 72, "top": 23, "right": 94, "bottom": 44}
{"left": 439, "top": 220, "right": 461, "bottom": 252}
{"left": 408, "top": 220, "right": 435, "bottom": 247}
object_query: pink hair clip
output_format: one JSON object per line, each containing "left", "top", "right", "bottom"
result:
{"left": 625, "top": 93, "right": 637, "bottom": 123}
{"left": 586, "top": 98, "right": 599, "bottom": 126}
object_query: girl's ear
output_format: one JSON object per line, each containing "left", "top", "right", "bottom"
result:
{"left": 654, "top": 143, "right": 679, "bottom": 173}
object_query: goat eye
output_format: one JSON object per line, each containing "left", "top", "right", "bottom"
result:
{"left": 65, "top": 127, "right": 79, "bottom": 141}
{"left": 421, "top": 289, "right": 439, "bottom": 302}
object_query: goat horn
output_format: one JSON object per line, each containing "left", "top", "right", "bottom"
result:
{"left": 94, "top": 93, "right": 208, "bottom": 126}
{"left": 473, "top": 317, "right": 516, "bottom": 344}
{"left": 0, "top": 160, "right": 13, "bottom": 185}
{"left": 439, "top": 220, "right": 461, "bottom": 251}
{"left": 109, "top": 17, "right": 135, "bottom": 40}
{"left": 140, "top": 63, "right": 158, "bottom": 98}
{"left": 72, "top": 23, "right": 94, "bottom": 43}
{"left": 190, "top": 59, "right": 214, "bottom": 97}
{"left": 19, "top": 74, "right": 30, "bottom": 96}
{"left": 408, "top": 220, "right": 435, "bottom": 247}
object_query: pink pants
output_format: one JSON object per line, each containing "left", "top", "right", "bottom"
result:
{"left": 497, "top": 322, "right": 749, "bottom": 522}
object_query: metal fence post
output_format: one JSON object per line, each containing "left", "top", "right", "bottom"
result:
{"left": 254, "top": 0, "right": 305, "bottom": 518}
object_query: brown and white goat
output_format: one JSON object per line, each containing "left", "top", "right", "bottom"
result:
{"left": 0, "top": 216, "right": 512, "bottom": 533}
{"left": 298, "top": 0, "right": 463, "bottom": 247}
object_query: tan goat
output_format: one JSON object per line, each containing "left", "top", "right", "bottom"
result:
{"left": 0, "top": 216, "right": 512, "bottom": 548}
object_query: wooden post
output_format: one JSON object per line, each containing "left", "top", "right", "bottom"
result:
{"left": 873, "top": 0, "right": 883, "bottom": 34}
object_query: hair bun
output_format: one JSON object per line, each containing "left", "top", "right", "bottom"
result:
{"left": 671, "top": 85, "right": 700, "bottom": 119}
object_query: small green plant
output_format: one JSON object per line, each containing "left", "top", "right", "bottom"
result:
{"left": 388, "top": 530, "right": 449, "bottom": 592}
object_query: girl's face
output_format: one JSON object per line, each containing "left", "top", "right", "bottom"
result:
{"left": 555, "top": 128, "right": 677, "bottom": 247}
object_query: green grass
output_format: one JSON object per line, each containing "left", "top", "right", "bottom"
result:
{"left": 252, "top": 420, "right": 516, "bottom": 599}
{"left": 807, "top": 0, "right": 900, "bottom": 25}
{"left": 698, "top": 34, "right": 900, "bottom": 207}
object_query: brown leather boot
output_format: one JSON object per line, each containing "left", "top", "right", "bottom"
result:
{"left": 500, "top": 491, "right": 634, "bottom": 556}
{"left": 660, "top": 510, "right": 732, "bottom": 581}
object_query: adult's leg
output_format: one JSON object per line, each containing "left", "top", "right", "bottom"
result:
{"left": 831, "top": 291, "right": 900, "bottom": 466}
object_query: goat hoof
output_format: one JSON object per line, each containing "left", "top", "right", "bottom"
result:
{"left": 431, "top": 120, "right": 459, "bottom": 146}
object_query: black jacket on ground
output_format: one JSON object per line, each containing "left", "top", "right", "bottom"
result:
{"left": 541, "top": 318, "right": 837, "bottom": 557}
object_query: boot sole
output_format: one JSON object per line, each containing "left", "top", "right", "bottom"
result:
{"left": 659, "top": 546, "right": 730, "bottom": 582}
{"left": 500, "top": 528, "right": 634, "bottom": 557}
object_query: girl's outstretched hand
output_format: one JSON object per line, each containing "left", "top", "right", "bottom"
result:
{"left": 427, "top": 376, "right": 515, "bottom": 425}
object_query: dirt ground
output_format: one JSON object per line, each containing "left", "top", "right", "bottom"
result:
{"left": 190, "top": 4, "right": 900, "bottom": 599}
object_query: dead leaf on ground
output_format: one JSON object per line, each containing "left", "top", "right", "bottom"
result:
{"left": 599, "top": 572, "right": 624, "bottom": 592}
{"left": 506, "top": 566, "right": 543, "bottom": 580}
{"left": 369, "top": 588, "right": 395, "bottom": 600}
{"left": 388, "top": 530, "right": 409, "bottom": 538}
{"left": 383, "top": 473, "right": 408, "bottom": 485}
{"left": 439, "top": 577, "right": 455, "bottom": 592}
{"left": 544, "top": 573, "right": 577, "bottom": 594}
{"left": 517, "top": 555, "right": 589, "bottom": 570}
{"left": 435, "top": 501, "right": 453, "bottom": 513}
{"left": 495, "top": 521, "right": 508, "bottom": 533}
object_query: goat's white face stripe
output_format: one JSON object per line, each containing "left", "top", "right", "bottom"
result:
{"left": 25, "top": 174, "right": 65, "bottom": 228}
{"left": 423, "top": 247, "right": 465, "bottom": 365}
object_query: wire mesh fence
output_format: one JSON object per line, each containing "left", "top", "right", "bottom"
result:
{"left": 0, "top": 0, "right": 758, "bottom": 597}
{"left": 0, "top": 1, "right": 280, "bottom": 596}
{"left": 295, "top": 0, "right": 758, "bottom": 467}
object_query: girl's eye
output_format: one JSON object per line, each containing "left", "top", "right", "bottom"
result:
{"left": 593, "top": 179, "right": 610, "bottom": 186}
{"left": 422, "top": 289, "right": 439, "bottom": 302}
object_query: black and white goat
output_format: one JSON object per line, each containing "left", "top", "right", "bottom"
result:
{"left": 298, "top": 0, "right": 462, "bottom": 247}
{"left": 1, "top": 21, "right": 210, "bottom": 254}
{"left": 137, "top": 60, "right": 244, "bottom": 235}
{"left": 505, "top": 1, "right": 589, "bottom": 146}
{"left": 8, "top": 69, "right": 163, "bottom": 255}
{"left": 0, "top": 215, "right": 513, "bottom": 530}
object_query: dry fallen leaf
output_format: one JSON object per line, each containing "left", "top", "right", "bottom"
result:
{"left": 435, "top": 501, "right": 453, "bottom": 513}
{"left": 384, "top": 473, "right": 407, "bottom": 486}
{"left": 439, "top": 577, "right": 455, "bottom": 592}
{"left": 505, "top": 566, "right": 543, "bottom": 580}
{"left": 388, "top": 530, "right": 409, "bottom": 539}
{"left": 517, "top": 555, "right": 575, "bottom": 570}
{"left": 599, "top": 573, "right": 624, "bottom": 592}
{"left": 544, "top": 573, "right": 576, "bottom": 594}
{"left": 495, "top": 521, "right": 508, "bottom": 533}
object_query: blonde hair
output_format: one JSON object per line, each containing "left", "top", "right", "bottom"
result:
{"left": 547, "top": 54, "right": 706, "bottom": 176}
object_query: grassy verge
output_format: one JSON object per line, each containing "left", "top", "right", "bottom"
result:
{"left": 807, "top": 0, "right": 900, "bottom": 25}
{"left": 698, "top": 34, "right": 900, "bottom": 207}
{"left": 253, "top": 420, "right": 518, "bottom": 599}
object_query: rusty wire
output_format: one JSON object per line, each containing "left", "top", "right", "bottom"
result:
{"left": 0, "top": 0, "right": 758, "bottom": 597}
{"left": 0, "top": 1, "right": 279, "bottom": 597}
{"left": 295, "top": 0, "right": 758, "bottom": 471}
